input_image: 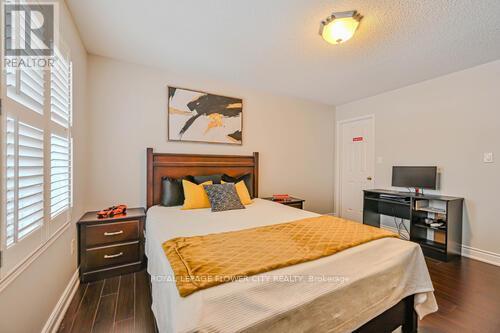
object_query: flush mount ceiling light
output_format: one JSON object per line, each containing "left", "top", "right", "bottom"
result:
{"left": 319, "top": 11, "right": 363, "bottom": 45}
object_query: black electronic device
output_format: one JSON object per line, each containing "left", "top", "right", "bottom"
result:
{"left": 392, "top": 166, "right": 437, "bottom": 190}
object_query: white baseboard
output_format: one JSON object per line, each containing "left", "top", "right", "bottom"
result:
{"left": 42, "top": 269, "right": 80, "bottom": 333}
{"left": 381, "top": 224, "right": 500, "bottom": 267}
{"left": 461, "top": 245, "right": 500, "bottom": 267}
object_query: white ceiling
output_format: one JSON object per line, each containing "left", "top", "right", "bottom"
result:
{"left": 66, "top": 0, "right": 500, "bottom": 106}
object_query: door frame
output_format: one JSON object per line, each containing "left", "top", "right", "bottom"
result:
{"left": 335, "top": 114, "right": 375, "bottom": 218}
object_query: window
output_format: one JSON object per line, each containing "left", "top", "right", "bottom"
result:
{"left": 5, "top": 6, "right": 45, "bottom": 113}
{"left": 5, "top": 120, "right": 45, "bottom": 246}
{"left": 51, "top": 48, "right": 72, "bottom": 128}
{"left": 5, "top": 67, "right": 45, "bottom": 115}
{"left": 50, "top": 48, "right": 72, "bottom": 219}
{"left": 1, "top": 43, "right": 73, "bottom": 276}
{"left": 50, "top": 134, "right": 70, "bottom": 218}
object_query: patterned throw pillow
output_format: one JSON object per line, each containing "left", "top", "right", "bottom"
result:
{"left": 203, "top": 183, "right": 245, "bottom": 212}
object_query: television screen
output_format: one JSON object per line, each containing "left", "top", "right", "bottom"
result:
{"left": 392, "top": 166, "right": 437, "bottom": 189}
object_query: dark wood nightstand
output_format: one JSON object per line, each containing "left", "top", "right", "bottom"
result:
{"left": 262, "top": 197, "right": 305, "bottom": 209}
{"left": 77, "top": 207, "right": 146, "bottom": 282}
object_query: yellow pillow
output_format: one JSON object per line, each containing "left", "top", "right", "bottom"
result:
{"left": 222, "top": 180, "right": 253, "bottom": 205}
{"left": 182, "top": 180, "right": 213, "bottom": 210}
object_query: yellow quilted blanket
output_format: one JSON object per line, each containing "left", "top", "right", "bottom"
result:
{"left": 163, "top": 215, "right": 397, "bottom": 297}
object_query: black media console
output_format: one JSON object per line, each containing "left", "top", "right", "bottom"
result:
{"left": 363, "top": 189, "right": 464, "bottom": 261}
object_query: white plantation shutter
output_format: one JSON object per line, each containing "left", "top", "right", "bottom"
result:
{"left": 17, "top": 122, "right": 44, "bottom": 237}
{"left": 5, "top": 119, "right": 16, "bottom": 247}
{"left": 51, "top": 49, "right": 72, "bottom": 127}
{"left": 50, "top": 134, "right": 70, "bottom": 218}
{"left": 19, "top": 4, "right": 47, "bottom": 57}
{"left": 4, "top": 118, "right": 44, "bottom": 247}
{"left": 19, "top": 68, "right": 45, "bottom": 113}
{"left": 5, "top": 66, "right": 16, "bottom": 89}
{"left": 49, "top": 47, "right": 73, "bottom": 221}
{"left": 2, "top": 37, "right": 73, "bottom": 276}
{"left": 6, "top": 67, "right": 45, "bottom": 114}
{"left": 5, "top": 2, "right": 46, "bottom": 56}
{"left": 5, "top": 7, "right": 45, "bottom": 114}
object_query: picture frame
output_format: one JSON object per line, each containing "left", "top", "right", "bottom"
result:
{"left": 167, "top": 86, "right": 243, "bottom": 145}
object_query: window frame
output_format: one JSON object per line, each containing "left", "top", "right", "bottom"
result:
{"left": 0, "top": 38, "right": 74, "bottom": 280}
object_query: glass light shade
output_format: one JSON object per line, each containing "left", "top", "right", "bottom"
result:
{"left": 320, "top": 11, "right": 362, "bottom": 45}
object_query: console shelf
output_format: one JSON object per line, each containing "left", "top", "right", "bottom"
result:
{"left": 414, "top": 207, "right": 446, "bottom": 214}
{"left": 415, "top": 238, "right": 446, "bottom": 253}
{"left": 413, "top": 222, "right": 446, "bottom": 231}
{"left": 364, "top": 197, "right": 411, "bottom": 206}
{"left": 363, "top": 189, "right": 463, "bottom": 261}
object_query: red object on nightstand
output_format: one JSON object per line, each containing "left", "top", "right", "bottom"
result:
{"left": 97, "top": 204, "right": 127, "bottom": 219}
{"left": 272, "top": 194, "right": 290, "bottom": 201}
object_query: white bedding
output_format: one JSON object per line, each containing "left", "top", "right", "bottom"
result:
{"left": 146, "top": 199, "right": 437, "bottom": 333}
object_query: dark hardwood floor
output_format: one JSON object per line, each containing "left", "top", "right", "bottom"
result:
{"left": 59, "top": 257, "right": 500, "bottom": 333}
{"left": 57, "top": 271, "right": 156, "bottom": 333}
{"left": 420, "top": 257, "right": 500, "bottom": 333}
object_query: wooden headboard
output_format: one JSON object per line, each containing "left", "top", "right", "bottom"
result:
{"left": 146, "top": 148, "right": 259, "bottom": 208}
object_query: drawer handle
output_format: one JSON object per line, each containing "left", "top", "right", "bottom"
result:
{"left": 104, "top": 252, "right": 123, "bottom": 259}
{"left": 104, "top": 230, "right": 124, "bottom": 236}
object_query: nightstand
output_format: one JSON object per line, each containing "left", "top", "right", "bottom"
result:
{"left": 262, "top": 197, "right": 305, "bottom": 209}
{"left": 77, "top": 207, "right": 146, "bottom": 282}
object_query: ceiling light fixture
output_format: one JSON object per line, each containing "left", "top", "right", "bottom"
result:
{"left": 319, "top": 11, "right": 362, "bottom": 45}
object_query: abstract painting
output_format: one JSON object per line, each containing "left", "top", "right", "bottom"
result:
{"left": 168, "top": 87, "right": 243, "bottom": 144}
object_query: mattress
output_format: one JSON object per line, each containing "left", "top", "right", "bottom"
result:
{"left": 145, "top": 199, "right": 437, "bottom": 333}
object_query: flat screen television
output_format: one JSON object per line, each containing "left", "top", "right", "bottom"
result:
{"left": 392, "top": 166, "right": 437, "bottom": 189}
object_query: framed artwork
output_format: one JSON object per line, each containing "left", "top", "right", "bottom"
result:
{"left": 167, "top": 86, "right": 243, "bottom": 144}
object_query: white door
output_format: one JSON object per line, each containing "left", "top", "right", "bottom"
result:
{"left": 339, "top": 116, "right": 375, "bottom": 222}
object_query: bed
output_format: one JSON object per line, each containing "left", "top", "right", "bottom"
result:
{"left": 145, "top": 148, "right": 437, "bottom": 333}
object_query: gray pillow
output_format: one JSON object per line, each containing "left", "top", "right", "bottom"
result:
{"left": 203, "top": 183, "right": 245, "bottom": 212}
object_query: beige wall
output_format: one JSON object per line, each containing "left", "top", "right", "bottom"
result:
{"left": 0, "top": 1, "right": 88, "bottom": 332}
{"left": 86, "top": 55, "right": 335, "bottom": 214}
{"left": 336, "top": 59, "right": 500, "bottom": 256}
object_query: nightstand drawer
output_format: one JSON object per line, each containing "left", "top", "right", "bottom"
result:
{"left": 286, "top": 202, "right": 303, "bottom": 209}
{"left": 86, "top": 242, "right": 140, "bottom": 270}
{"left": 261, "top": 197, "right": 305, "bottom": 210}
{"left": 86, "top": 220, "right": 139, "bottom": 247}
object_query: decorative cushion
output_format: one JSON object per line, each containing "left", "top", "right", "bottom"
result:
{"left": 221, "top": 173, "right": 254, "bottom": 198}
{"left": 161, "top": 177, "right": 185, "bottom": 207}
{"left": 203, "top": 183, "right": 245, "bottom": 212}
{"left": 187, "top": 174, "right": 223, "bottom": 185}
{"left": 221, "top": 180, "right": 253, "bottom": 205}
{"left": 182, "top": 180, "right": 213, "bottom": 210}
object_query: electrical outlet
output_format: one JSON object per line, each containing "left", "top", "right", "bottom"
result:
{"left": 71, "top": 238, "right": 75, "bottom": 255}
{"left": 484, "top": 152, "right": 494, "bottom": 163}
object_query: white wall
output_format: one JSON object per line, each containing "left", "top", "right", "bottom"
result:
{"left": 0, "top": 1, "right": 88, "bottom": 332}
{"left": 86, "top": 55, "right": 335, "bottom": 214}
{"left": 336, "top": 59, "right": 500, "bottom": 258}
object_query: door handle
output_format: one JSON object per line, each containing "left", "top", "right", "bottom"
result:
{"left": 104, "top": 230, "right": 124, "bottom": 236}
{"left": 104, "top": 252, "right": 123, "bottom": 259}
{"left": 367, "top": 177, "right": 373, "bottom": 181}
